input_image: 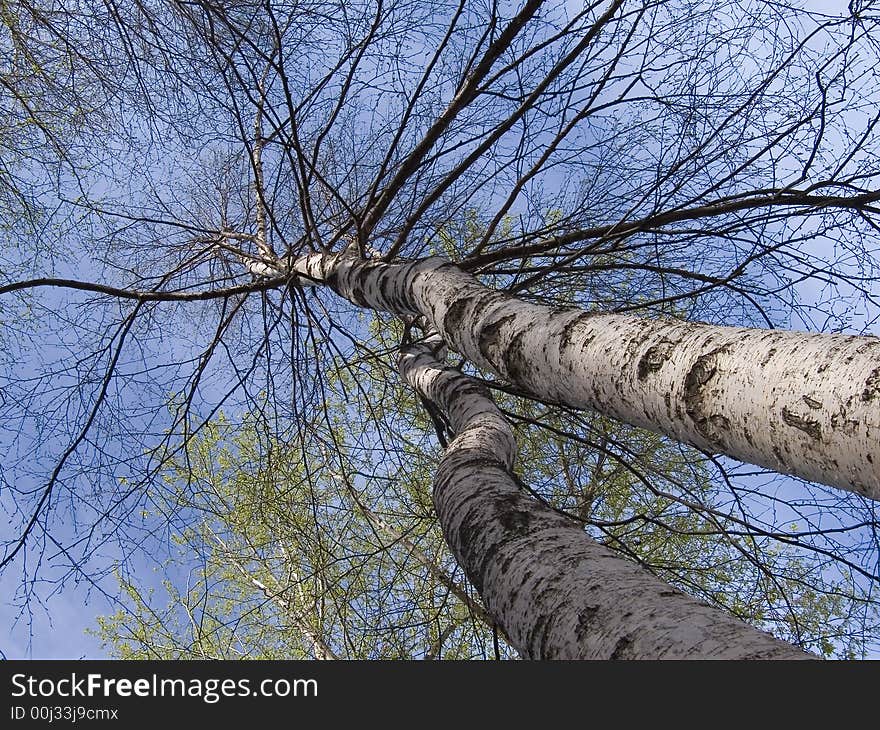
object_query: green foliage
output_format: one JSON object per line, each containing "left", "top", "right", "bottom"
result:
{"left": 1, "top": 0, "right": 877, "bottom": 663}
{"left": 96, "top": 319, "right": 873, "bottom": 658}
{"left": 95, "top": 405, "right": 510, "bottom": 659}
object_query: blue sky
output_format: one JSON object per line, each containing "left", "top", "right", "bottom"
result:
{"left": 2, "top": 0, "right": 879, "bottom": 659}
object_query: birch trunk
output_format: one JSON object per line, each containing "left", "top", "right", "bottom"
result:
{"left": 294, "top": 253, "right": 880, "bottom": 500}
{"left": 397, "top": 335, "right": 810, "bottom": 658}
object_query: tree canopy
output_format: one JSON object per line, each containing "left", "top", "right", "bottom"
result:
{"left": 1, "top": 0, "right": 879, "bottom": 658}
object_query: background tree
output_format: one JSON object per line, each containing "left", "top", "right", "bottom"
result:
{"left": 1, "top": 0, "right": 879, "bottom": 657}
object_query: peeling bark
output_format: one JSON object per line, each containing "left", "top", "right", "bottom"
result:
{"left": 398, "top": 335, "right": 811, "bottom": 659}
{"left": 293, "top": 253, "right": 880, "bottom": 500}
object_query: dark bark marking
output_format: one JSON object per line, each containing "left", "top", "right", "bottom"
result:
{"left": 830, "top": 410, "right": 860, "bottom": 436}
{"left": 802, "top": 395, "right": 823, "bottom": 410}
{"left": 443, "top": 297, "right": 471, "bottom": 337}
{"left": 405, "top": 262, "right": 429, "bottom": 309}
{"left": 579, "top": 333, "right": 597, "bottom": 351}
{"left": 528, "top": 612, "right": 552, "bottom": 660}
{"left": 325, "top": 269, "right": 341, "bottom": 294}
{"left": 772, "top": 445, "right": 787, "bottom": 467}
{"left": 468, "top": 290, "right": 509, "bottom": 328}
{"left": 449, "top": 519, "right": 483, "bottom": 592}
{"left": 438, "top": 378, "right": 492, "bottom": 408}
{"left": 504, "top": 328, "right": 531, "bottom": 384}
{"left": 760, "top": 347, "right": 777, "bottom": 367}
{"left": 478, "top": 314, "right": 517, "bottom": 362}
{"left": 575, "top": 605, "right": 599, "bottom": 642}
{"left": 781, "top": 407, "right": 822, "bottom": 441}
{"left": 862, "top": 367, "right": 880, "bottom": 402}
{"left": 378, "top": 267, "right": 402, "bottom": 307}
{"left": 560, "top": 313, "right": 594, "bottom": 351}
{"left": 500, "top": 554, "right": 515, "bottom": 576}
{"left": 497, "top": 505, "right": 533, "bottom": 537}
{"left": 443, "top": 481, "right": 538, "bottom": 596}
{"left": 346, "top": 266, "right": 374, "bottom": 308}
{"left": 637, "top": 339, "right": 675, "bottom": 380}
{"left": 624, "top": 336, "right": 642, "bottom": 374}
{"left": 683, "top": 345, "right": 730, "bottom": 443}
{"left": 609, "top": 633, "right": 635, "bottom": 660}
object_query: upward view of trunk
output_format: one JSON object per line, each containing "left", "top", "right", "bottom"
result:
{"left": 9, "top": 0, "right": 880, "bottom": 663}
{"left": 294, "top": 253, "right": 880, "bottom": 500}
{"left": 397, "top": 333, "right": 810, "bottom": 658}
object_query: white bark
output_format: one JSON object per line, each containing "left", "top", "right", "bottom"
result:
{"left": 293, "top": 253, "right": 880, "bottom": 499}
{"left": 398, "top": 335, "right": 811, "bottom": 659}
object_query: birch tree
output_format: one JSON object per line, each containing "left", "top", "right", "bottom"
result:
{"left": 94, "top": 404, "right": 861, "bottom": 658}
{"left": 2, "top": 0, "right": 880, "bottom": 657}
